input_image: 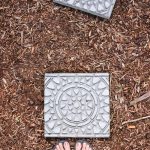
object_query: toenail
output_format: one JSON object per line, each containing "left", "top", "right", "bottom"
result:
{"left": 77, "top": 142, "right": 81, "bottom": 146}
{"left": 64, "top": 142, "right": 68, "bottom": 145}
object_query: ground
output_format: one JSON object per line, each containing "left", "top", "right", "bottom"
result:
{"left": 0, "top": 0, "right": 150, "bottom": 150}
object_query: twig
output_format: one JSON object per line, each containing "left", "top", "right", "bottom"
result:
{"left": 21, "top": 31, "right": 24, "bottom": 46}
{"left": 122, "top": 115, "right": 150, "bottom": 125}
{"left": 130, "top": 91, "right": 150, "bottom": 106}
{"left": 0, "top": 7, "right": 9, "bottom": 10}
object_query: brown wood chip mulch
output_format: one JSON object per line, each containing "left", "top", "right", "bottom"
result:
{"left": 0, "top": 0, "right": 150, "bottom": 150}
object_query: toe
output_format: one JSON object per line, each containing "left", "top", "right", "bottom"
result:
{"left": 76, "top": 142, "right": 82, "bottom": 150}
{"left": 56, "top": 145, "right": 61, "bottom": 150}
{"left": 82, "top": 143, "right": 86, "bottom": 150}
{"left": 85, "top": 144, "right": 89, "bottom": 150}
{"left": 64, "top": 142, "right": 71, "bottom": 150}
{"left": 59, "top": 143, "right": 64, "bottom": 150}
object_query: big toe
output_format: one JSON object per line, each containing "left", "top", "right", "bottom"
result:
{"left": 55, "top": 145, "right": 61, "bottom": 150}
{"left": 59, "top": 143, "right": 64, "bottom": 150}
{"left": 85, "top": 144, "right": 90, "bottom": 150}
{"left": 76, "top": 142, "right": 82, "bottom": 150}
{"left": 64, "top": 141, "right": 70, "bottom": 150}
{"left": 82, "top": 143, "right": 91, "bottom": 150}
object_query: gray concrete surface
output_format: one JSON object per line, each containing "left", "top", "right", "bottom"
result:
{"left": 44, "top": 73, "right": 110, "bottom": 138}
{"left": 53, "top": 0, "right": 116, "bottom": 19}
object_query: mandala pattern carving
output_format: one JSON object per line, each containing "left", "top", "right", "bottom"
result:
{"left": 44, "top": 73, "right": 110, "bottom": 138}
{"left": 54, "top": 0, "right": 116, "bottom": 18}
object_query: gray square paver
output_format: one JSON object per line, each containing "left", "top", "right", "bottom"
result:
{"left": 53, "top": 0, "right": 116, "bottom": 19}
{"left": 44, "top": 73, "right": 110, "bottom": 138}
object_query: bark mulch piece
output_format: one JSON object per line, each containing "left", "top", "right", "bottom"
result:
{"left": 0, "top": 0, "right": 150, "bottom": 150}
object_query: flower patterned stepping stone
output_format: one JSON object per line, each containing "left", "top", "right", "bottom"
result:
{"left": 44, "top": 73, "right": 110, "bottom": 138}
{"left": 53, "top": 0, "right": 116, "bottom": 19}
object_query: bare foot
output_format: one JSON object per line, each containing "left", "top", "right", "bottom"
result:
{"left": 76, "top": 142, "right": 92, "bottom": 150}
{"left": 55, "top": 141, "right": 71, "bottom": 150}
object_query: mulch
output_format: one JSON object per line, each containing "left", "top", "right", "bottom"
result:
{"left": 0, "top": 0, "right": 150, "bottom": 149}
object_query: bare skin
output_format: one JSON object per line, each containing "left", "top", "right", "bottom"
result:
{"left": 55, "top": 141, "right": 92, "bottom": 150}
{"left": 76, "top": 142, "right": 92, "bottom": 150}
{"left": 55, "top": 142, "right": 70, "bottom": 150}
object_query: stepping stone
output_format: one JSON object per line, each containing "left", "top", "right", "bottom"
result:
{"left": 53, "top": 0, "right": 116, "bottom": 19}
{"left": 44, "top": 73, "right": 110, "bottom": 138}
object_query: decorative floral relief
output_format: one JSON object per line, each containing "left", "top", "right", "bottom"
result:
{"left": 44, "top": 73, "right": 110, "bottom": 137}
{"left": 54, "top": 0, "right": 116, "bottom": 18}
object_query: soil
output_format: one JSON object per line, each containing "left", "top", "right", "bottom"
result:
{"left": 0, "top": 0, "right": 150, "bottom": 150}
